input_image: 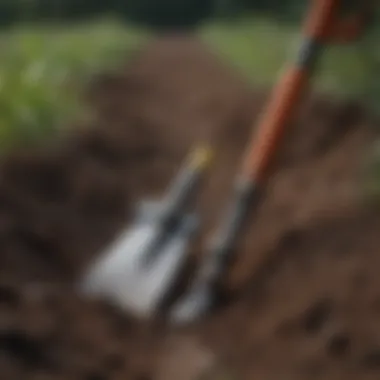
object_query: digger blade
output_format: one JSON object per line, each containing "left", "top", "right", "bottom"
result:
{"left": 79, "top": 200, "right": 199, "bottom": 320}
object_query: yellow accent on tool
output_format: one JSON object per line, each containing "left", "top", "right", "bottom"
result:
{"left": 189, "top": 145, "right": 214, "bottom": 170}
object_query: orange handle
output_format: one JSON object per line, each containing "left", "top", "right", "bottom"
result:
{"left": 242, "top": 67, "right": 310, "bottom": 181}
{"left": 241, "top": 0, "right": 372, "bottom": 182}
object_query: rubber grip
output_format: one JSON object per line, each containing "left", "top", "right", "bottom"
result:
{"left": 242, "top": 67, "right": 309, "bottom": 182}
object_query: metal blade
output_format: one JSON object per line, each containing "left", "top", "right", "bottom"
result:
{"left": 79, "top": 212, "right": 199, "bottom": 319}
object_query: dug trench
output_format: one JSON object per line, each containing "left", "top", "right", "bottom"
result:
{"left": 0, "top": 35, "right": 380, "bottom": 380}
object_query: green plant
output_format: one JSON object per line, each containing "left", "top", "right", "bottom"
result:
{"left": 0, "top": 19, "right": 146, "bottom": 150}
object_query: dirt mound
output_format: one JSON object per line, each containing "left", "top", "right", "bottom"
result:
{"left": 0, "top": 35, "right": 380, "bottom": 380}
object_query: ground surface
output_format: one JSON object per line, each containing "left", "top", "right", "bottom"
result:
{"left": 0, "top": 35, "right": 380, "bottom": 380}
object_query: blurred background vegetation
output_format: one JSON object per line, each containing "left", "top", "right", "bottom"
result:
{"left": 0, "top": 0, "right": 377, "bottom": 150}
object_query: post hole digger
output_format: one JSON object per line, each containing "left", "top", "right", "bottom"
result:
{"left": 79, "top": 0, "right": 373, "bottom": 324}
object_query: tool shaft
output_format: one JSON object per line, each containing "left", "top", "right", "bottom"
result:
{"left": 193, "top": 0, "right": 361, "bottom": 295}
{"left": 161, "top": 145, "right": 213, "bottom": 223}
{"left": 142, "top": 145, "right": 213, "bottom": 265}
{"left": 205, "top": 179, "right": 257, "bottom": 274}
{"left": 208, "top": 0, "right": 370, "bottom": 262}
{"left": 202, "top": 8, "right": 329, "bottom": 279}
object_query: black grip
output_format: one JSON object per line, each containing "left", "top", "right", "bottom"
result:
{"left": 162, "top": 164, "right": 204, "bottom": 222}
{"left": 203, "top": 179, "right": 260, "bottom": 278}
{"left": 142, "top": 163, "right": 205, "bottom": 266}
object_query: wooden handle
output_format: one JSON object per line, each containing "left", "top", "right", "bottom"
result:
{"left": 241, "top": 0, "right": 373, "bottom": 182}
{"left": 242, "top": 67, "right": 310, "bottom": 181}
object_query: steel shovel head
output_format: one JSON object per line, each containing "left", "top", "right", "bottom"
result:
{"left": 79, "top": 200, "right": 199, "bottom": 320}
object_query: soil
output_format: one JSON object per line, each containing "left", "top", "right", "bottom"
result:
{"left": 0, "top": 34, "right": 380, "bottom": 380}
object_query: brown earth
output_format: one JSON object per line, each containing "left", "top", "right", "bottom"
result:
{"left": 0, "top": 35, "right": 380, "bottom": 380}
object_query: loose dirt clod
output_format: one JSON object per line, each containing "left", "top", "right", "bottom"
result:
{"left": 0, "top": 35, "right": 380, "bottom": 380}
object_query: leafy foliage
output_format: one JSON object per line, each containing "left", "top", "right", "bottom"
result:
{"left": 0, "top": 20, "right": 145, "bottom": 150}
